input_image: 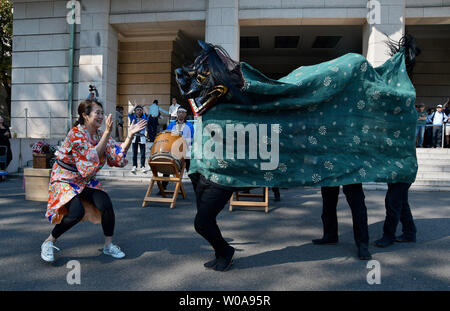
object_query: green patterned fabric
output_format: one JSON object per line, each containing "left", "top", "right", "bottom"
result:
{"left": 189, "top": 50, "right": 418, "bottom": 188}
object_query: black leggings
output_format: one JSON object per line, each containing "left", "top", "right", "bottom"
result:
{"left": 51, "top": 187, "right": 115, "bottom": 239}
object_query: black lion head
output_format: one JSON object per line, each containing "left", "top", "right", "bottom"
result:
{"left": 175, "top": 40, "right": 244, "bottom": 115}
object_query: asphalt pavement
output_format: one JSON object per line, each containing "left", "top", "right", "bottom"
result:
{"left": 0, "top": 177, "right": 449, "bottom": 291}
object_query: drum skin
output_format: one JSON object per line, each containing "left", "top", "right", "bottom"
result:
{"left": 149, "top": 131, "right": 186, "bottom": 174}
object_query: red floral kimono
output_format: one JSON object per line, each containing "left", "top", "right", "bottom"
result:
{"left": 46, "top": 124, "right": 127, "bottom": 224}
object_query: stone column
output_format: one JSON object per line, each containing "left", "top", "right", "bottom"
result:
{"left": 78, "top": 0, "right": 117, "bottom": 124}
{"left": 363, "top": 0, "right": 405, "bottom": 68}
{"left": 205, "top": 0, "right": 239, "bottom": 61}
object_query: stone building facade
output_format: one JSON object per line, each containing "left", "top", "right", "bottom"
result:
{"left": 7, "top": 0, "right": 450, "bottom": 171}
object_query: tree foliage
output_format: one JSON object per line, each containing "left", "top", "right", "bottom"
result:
{"left": 0, "top": 0, "right": 12, "bottom": 121}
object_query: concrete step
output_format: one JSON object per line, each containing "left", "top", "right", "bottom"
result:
{"left": 417, "top": 159, "right": 450, "bottom": 165}
{"left": 413, "top": 179, "right": 450, "bottom": 186}
{"left": 416, "top": 154, "right": 450, "bottom": 160}
{"left": 415, "top": 148, "right": 450, "bottom": 154}
{"left": 416, "top": 172, "right": 450, "bottom": 179}
{"left": 417, "top": 165, "right": 450, "bottom": 172}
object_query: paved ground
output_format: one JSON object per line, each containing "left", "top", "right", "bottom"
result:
{"left": 0, "top": 177, "right": 449, "bottom": 291}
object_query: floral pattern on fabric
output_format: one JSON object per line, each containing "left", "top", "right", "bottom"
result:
{"left": 46, "top": 125, "right": 126, "bottom": 224}
{"left": 190, "top": 51, "right": 418, "bottom": 187}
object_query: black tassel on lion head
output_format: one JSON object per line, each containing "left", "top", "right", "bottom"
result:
{"left": 175, "top": 40, "right": 244, "bottom": 116}
{"left": 385, "top": 34, "right": 421, "bottom": 76}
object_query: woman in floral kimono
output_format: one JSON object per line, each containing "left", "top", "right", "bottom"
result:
{"left": 41, "top": 99, "right": 147, "bottom": 263}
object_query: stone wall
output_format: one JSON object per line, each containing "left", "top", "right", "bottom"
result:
{"left": 11, "top": 0, "right": 80, "bottom": 139}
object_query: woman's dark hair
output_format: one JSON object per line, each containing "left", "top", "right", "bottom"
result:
{"left": 74, "top": 99, "right": 103, "bottom": 126}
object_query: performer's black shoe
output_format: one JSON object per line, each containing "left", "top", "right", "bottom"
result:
{"left": 374, "top": 236, "right": 394, "bottom": 248}
{"left": 395, "top": 234, "right": 416, "bottom": 243}
{"left": 358, "top": 245, "right": 372, "bottom": 260}
{"left": 312, "top": 236, "right": 338, "bottom": 245}
{"left": 212, "top": 247, "right": 235, "bottom": 272}
{"left": 204, "top": 258, "right": 218, "bottom": 269}
{"left": 274, "top": 194, "right": 281, "bottom": 202}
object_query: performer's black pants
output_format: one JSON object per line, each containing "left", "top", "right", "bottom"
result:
{"left": 320, "top": 183, "right": 369, "bottom": 247}
{"left": 383, "top": 182, "right": 416, "bottom": 241}
{"left": 132, "top": 141, "right": 146, "bottom": 168}
{"left": 51, "top": 187, "right": 115, "bottom": 239}
{"left": 190, "top": 173, "right": 234, "bottom": 257}
{"left": 147, "top": 117, "right": 159, "bottom": 142}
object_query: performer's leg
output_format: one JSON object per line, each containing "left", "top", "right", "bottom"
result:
{"left": 342, "top": 183, "right": 371, "bottom": 260}
{"left": 41, "top": 195, "right": 85, "bottom": 262}
{"left": 51, "top": 195, "right": 85, "bottom": 239}
{"left": 375, "top": 183, "right": 403, "bottom": 247}
{"left": 272, "top": 187, "right": 280, "bottom": 201}
{"left": 193, "top": 174, "right": 234, "bottom": 271}
{"left": 396, "top": 183, "right": 417, "bottom": 242}
{"left": 313, "top": 186, "right": 339, "bottom": 244}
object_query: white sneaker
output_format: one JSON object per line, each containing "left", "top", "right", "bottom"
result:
{"left": 41, "top": 241, "right": 60, "bottom": 263}
{"left": 131, "top": 166, "right": 137, "bottom": 173}
{"left": 103, "top": 243, "right": 125, "bottom": 259}
{"left": 142, "top": 167, "right": 149, "bottom": 173}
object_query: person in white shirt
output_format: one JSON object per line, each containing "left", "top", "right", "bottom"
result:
{"left": 147, "top": 99, "right": 169, "bottom": 143}
{"left": 160, "top": 107, "right": 195, "bottom": 193}
{"left": 168, "top": 98, "right": 180, "bottom": 122}
{"left": 427, "top": 104, "right": 448, "bottom": 148}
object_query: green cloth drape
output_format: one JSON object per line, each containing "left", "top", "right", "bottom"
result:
{"left": 189, "top": 50, "right": 418, "bottom": 188}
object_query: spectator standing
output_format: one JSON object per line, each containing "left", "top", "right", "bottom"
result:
{"left": 128, "top": 105, "right": 149, "bottom": 173}
{"left": 427, "top": 104, "right": 448, "bottom": 148}
{"left": 168, "top": 98, "right": 180, "bottom": 122}
{"left": 424, "top": 108, "right": 434, "bottom": 148}
{"left": 116, "top": 106, "right": 124, "bottom": 142}
{"left": 415, "top": 104, "right": 427, "bottom": 147}
{"left": 148, "top": 99, "right": 169, "bottom": 143}
{"left": 443, "top": 98, "right": 450, "bottom": 147}
{"left": 160, "top": 107, "right": 194, "bottom": 193}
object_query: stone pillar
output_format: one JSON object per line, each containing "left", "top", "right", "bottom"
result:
{"left": 78, "top": 0, "right": 117, "bottom": 124}
{"left": 363, "top": 0, "right": 405, "bottom": 68}
{"left": 205, "top": 0, "right": 239, "bottom": 61}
